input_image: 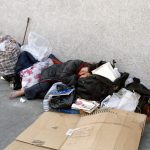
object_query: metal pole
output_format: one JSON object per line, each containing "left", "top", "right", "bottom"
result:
{"left": 22, "top": 17, "right": 30, "bottom": 46}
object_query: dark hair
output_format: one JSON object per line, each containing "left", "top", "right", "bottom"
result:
{"left": 77, "top": 61, "right": 107, "bottom": 75}
{"left": 76, "top": 62, "right": 91, "bottom": 75}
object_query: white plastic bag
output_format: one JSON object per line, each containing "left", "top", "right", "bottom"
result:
{"left": 21, "top": 32, "right": 52, "bottom": 61}
{"left": 101, "top": 88, "right": 140, "bottom": 111}
{"left": 20, "top": 58, "right": 53, "bottom": 88}
{"left": 0, "top": 41, "right": 6, "bottom": 51}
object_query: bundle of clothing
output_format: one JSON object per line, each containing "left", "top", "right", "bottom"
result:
{"left": 41, "top": 61, "right": 150, "bottom": 117}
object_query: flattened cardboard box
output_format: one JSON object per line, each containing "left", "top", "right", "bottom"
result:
{"left": 5, "top": 109, "right": 146, "bottom": 150}
{"left": 5, "top": 141, "right": 51, "bottom": 150}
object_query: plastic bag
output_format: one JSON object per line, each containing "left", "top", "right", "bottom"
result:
{"left": 0, "top": 35, "right": 21, "bottom": 75}
{"left": 101, "top": 88, "right": 140, "bottom": 111}
{"left": 21, "top": 32, "right": 52, "bottom": 61}
{"left": 0, "top": 41, "right": 6, "bottom": 51}
{"left": 20, "top": 58, "right": 53, "bottom": 88}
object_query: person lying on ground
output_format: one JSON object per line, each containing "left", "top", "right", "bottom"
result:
{"left": 9, "top": 59, "right": 103, "bottom": 99}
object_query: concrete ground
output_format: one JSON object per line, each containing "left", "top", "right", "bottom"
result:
{"left": 0, "top": 79, "right": 150, "bottom": 150}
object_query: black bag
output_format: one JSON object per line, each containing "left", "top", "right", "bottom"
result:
{"left": 77, "top": 74, "right": 114, "bottom": 101}
{"left": 50, "top": 91, "right": 75, "bottom": 109}
{"left": 49, "top": 84, "right": 76, "bottom": 109}
{"left": 3, "top": 74, "right": 22, "bottom": 90}
{"left": 126, "top": 78, "right": 150, "bottom": 96}
{"left": 77, "top": 73, "right": 129, "bottom": 102}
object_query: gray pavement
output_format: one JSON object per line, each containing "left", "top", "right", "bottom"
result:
{"left": 0, "top": 79, "right": 43, "bottom": 150}
{"left": 0, "top": 79, "right": 149, "bottom": 150}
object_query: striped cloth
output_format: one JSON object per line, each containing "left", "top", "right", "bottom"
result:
{"left": 0, "top": 35, "right": 20, "bottom": 76}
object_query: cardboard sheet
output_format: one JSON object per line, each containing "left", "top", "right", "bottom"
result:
{"left": 16, "top": 112, "right": 80, "bottom": 149}
{"left": 7, "top": 109, "right": 146, "bottom": 150}
{"left": 61, "top": 109, "right": 145, "bottom": 150}
{"left": 4, "top": 141, "right": 52, "bottom": 150}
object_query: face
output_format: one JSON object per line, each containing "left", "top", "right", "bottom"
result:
{"left": 78, "top": 67, "right": 91, "bottom": 78}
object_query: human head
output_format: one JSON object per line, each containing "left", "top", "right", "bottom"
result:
{"left": 76, "top": 62, "right": 91, "bottom": 78}
{"left": 77, "top": 61, "right": 106, "bottom": 78}
{"left": 78, "top": 66, "right": 91, "bottom": 78}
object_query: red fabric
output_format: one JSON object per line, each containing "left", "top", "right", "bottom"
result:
{"left": 52, "top": 58, "right": 62, "bottom": 64}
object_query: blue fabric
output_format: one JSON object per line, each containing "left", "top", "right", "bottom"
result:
{"left": 50, "top": 108, "right": 80, "bottom": 114}
{"left": 15, "top": 51, "right": 38, "bottom": 74}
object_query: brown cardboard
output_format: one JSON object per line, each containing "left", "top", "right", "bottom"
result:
{"left": 10, "top": 109, "right": 145, "bottom": 150}
{"left": 4, "top": 141, "right": 52, "bottom": 150}
{"left": 16, "top": 112, "right": 80, "bottom": 149}
{"left": 61, "top": 109, "right": 146, "bottom": 150}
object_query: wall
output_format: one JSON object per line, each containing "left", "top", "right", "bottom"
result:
{"left": 0, "top": 0, "right": 150, "bottom": 87}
